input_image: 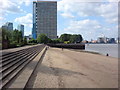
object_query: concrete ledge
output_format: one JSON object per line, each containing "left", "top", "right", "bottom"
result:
{"left": 8, "top": 46, "right": 47, "bottom": 88}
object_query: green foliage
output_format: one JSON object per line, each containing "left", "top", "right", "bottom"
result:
{"left": 59, "top": 34, "right": 71, "bottom": 42}
{"left": 28, "top": 38, "right": 37, "bottom": 44}
{"left": 9, "top": 41, "right": 17, "bottom": 48}
{"left": 64, "top": 41, "right": 70, "bottom": 44}
{"left": 2, "top": 28, "right": 12, "bottom": 48}
{"left": 36, "top": 33, "right": 61, "bottom": 44}
{"left": 47, "top": 38, "right": 52, "bottom": 43}
{"left": 1, "top": 28, "right": 27, "bottom": 49}
{"left": 12, "top": 29, "right": 23, "bottom": 44}
{"left": 37, "top": 34, "right": 49, "bottom": 44}
{"left": 23, "top": 37, "right": 27, "bottom": 45}
{"left": 2, "top": 28, "right": 12, "bottom": 41}
{"left": 36, "top": 33, "right": 83, "bottom": 44}
{"left": 59, "top": 34, "right": 83, "bottom": 43}
{"left": 69, "top": 34, "right": 83, "bottom": 43}
{"left": 51, "top": 39, "right": 60, "bottom": 44}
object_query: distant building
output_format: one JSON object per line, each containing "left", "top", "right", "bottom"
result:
{"left": 92, "top": 40, "right": 98, "bottom": 43}
{"left": 97, "top": 36, "right": 116, "bottom": 44}
{"left": 108, "top": 38, "right": 116, "bottom": 43}
{"left": 17, "top": 24, "right": 24, "bottom": 37}
{"left": 29, "top": 35, "right": 32, "bottom": 39}
{"left": 25, "top": 35, "right": 32, "bottom": 41}
{"left": 2, "top": 22, "right": 13, "bottom": 30}
{"left": 32, "top": 1, "right": 57, "bottom": 39}
{"left": 82, "top": 40, "right": 88, "bottom": 43}
{"left": 97, "top": 37, "right": 106, "bottom": 43}
{"left": 2, "top": 25, "right": 8, "bottom": 30}
{"left": 25, "top": 36, "right": 30, "bottom": 41}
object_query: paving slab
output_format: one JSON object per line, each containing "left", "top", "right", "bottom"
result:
{"left": 33, "top": 47, "right": 118, "bottom": 88}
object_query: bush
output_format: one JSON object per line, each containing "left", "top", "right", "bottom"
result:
{"left": 37, "top": 34, "right": 49, "bottom": 44}
{"left": 28, "top": 38, "right": 37, "bottom": 44}
{"left": 64, "top": 41, "right": 70, "bottom": 44}
{"left": 9, "top": 41, "right": 17, "bottom": 48}
{"left": 23, "top": 37, "right": 27, "bottom": 45}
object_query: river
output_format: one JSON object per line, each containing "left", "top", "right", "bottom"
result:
{"left": 85, "top": 44, "right": 119, "bottom": 58}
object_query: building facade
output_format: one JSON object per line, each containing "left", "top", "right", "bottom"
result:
{"left": 17, "top": 24, "right": 24, "bottom": 37}
{"left": 107, "top": 38, "right": 116, "bottom": 43}
{"left": 97, "top": 37, "right": 106, "bottom": 43}
{"left": 32, "top": 1, "right": 57, "bottom": 39}
{"left": 2, "top": 22, "right": 13, "bottom": 30}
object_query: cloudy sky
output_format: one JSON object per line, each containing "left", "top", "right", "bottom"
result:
{"left": 0, "top": 0, "right": 119, "bottom": 40}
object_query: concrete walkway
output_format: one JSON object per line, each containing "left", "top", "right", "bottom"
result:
{"left": 1, "top": 44, "right": 42, "bottom": 55}
{"left": 33, "top": 47, "right": 118, "bottom": 88}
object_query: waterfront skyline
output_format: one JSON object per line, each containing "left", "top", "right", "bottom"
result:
{"left": 0, "top": 0, "right": 118, "bottom": 40}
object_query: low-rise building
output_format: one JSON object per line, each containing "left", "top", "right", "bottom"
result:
{"left": 92, "top": 40, "right": 98, "bottom": 43}
{"left": 82, "top": 40, "right": 88, "bottom": 43}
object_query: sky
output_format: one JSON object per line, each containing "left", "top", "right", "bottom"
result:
{"left": 0, "top": 0, "right": 119, "bottom": 41}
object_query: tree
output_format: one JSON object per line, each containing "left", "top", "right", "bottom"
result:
{"left": 47, "top": 38, "right": 52, "bottom": 43}
{"left": 1, "top": 28, "right": 8, "bottom": 49}
{"left": 2, "top": 28, "right": 12, "bottom": 41}
{"left": 70, "top": 34, "right": 83, "bottom": 43}
{"left": 59, "top": 34, "right": 71, "bottom": 42}
{"left": 37, "top": 34, "right": 49, "bottom": 44}
{"left": 59, "top": 34, "right": 83, "bottom": 43}
{"left": 51, "top": 39, "right": 60, "bottom": 44}
{"left": 12, "top": 29, "right": 22, "bottom": 44}
{"left": 23, "top": 37, "right": 27, "bottom": 45}
{"left": 1, "top": 28, "right": 28, "bottom": 49}
{"left": 28, "top": 38, "right": 37, "bottom": 44}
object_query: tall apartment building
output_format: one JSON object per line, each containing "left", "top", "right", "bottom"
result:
{"left": 32, "top": 1, "right": 57, "bottom": 39}
{"left": 2, "top": 22, "right": 13, "bottom": 30}
{"left": 17, "top": 24, "right": 24, "bottom": 37}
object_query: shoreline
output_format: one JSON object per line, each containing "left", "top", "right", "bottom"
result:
{"left": 68, "top": 48, "right": 118, "bottom": 59}
{"left": 85, "top": 44, "right": 118, "bottom": 58}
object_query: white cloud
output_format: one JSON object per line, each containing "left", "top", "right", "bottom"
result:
{"left": 62, "top": 19, "right": 118, "bottom": 40}
{"left": 0, "top": 0, "right": 26, "bottom": 27}
{"left": 58, "top": 0, "right": 119, "bottom": 3}
{"left": 0, "top": 17, "right": 6, "bottom": 26}
{"left": 14, "top": 13, "right": 32, "bottom": 28}
{"left": 61, "top": 12, "right": 74, "bottom": 18}
{"left": 97, "top": 2, "right": 118, "bottom": 23}
{"left": 0, "top": 0, "right": 25, "bottom": 15}
{"left": 107, "top": 0, "right": 119, "bottom": 2}
{"left": 0, "top": 17, "right": 6, "bottom": 21}
{"left": 57, "top": 0, "right": 118, "bottom": 39}
{"left": 64, "top": 19, "right": 101, "bottom": 32}
{"left": 14, "top": 13, "right": 33, "bottom": 35}
{"left": 58, "top": 0, "right": 118, "bottom": 24}
{"left": 18, "top": 0, "right": 32, "bottom": 6}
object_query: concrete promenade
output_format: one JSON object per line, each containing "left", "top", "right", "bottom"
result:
{"left": 1, "top": 44, "right": 42, "bottom": 55}
{"left": 33, "top": 47, "right": 118, "bottom": 88}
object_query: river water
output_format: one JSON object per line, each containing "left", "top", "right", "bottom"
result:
{"left": 85, "top": 44, "right": 119, "bottom": 58}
